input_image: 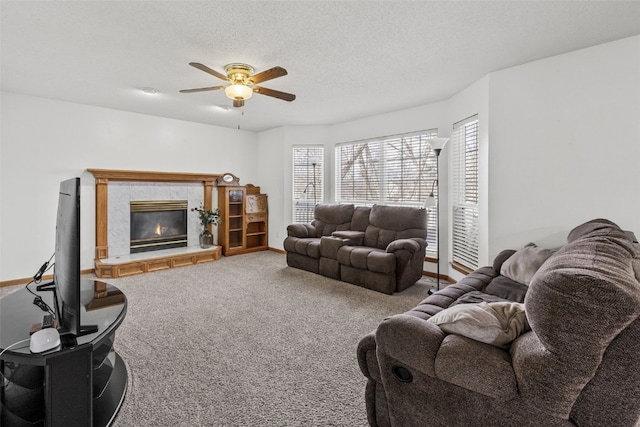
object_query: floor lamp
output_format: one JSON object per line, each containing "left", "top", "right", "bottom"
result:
{"left": 300, "top": 161, "right": 317, "bottom": 222}
{"left": 424, "top": 138, "right": 449, "bottom": 295}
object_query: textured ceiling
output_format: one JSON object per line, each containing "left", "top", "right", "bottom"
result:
{"left": 2, "top": 1, "right": 640, "bottom": 132}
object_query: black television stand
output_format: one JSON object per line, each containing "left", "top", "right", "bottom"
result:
{"left": 0, "top": 279, "right": 128, "bottom": 427}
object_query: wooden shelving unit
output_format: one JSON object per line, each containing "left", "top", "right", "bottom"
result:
{"left": 216, "top": 174, "right": 268, "bottom": 256}
{"left": 245, "top": 184, "right": 268, "bottom": 253}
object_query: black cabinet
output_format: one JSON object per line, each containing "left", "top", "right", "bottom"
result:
{"left": 0, "top": 280, "right": 127, "bottom": 427}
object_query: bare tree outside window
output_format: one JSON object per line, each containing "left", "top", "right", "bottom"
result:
{"left": 335, "top": 130, "right": 439, "bottom": 253}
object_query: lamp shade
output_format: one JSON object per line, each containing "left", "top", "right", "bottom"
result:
{"left": 225, "top": 84, "right": 253, "bottom": 101}
{"left": 430, "top": 138, "right": 450, "bottom": 151}
{"left": 424, "top": 194, "right": 437, "bottom": 208}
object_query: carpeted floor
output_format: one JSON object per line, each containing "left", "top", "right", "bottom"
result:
{"left": 2, "top": 251, "right": 439, "bottom": 426}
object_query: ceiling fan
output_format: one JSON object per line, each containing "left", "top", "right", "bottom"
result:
{"left": 180, "top": 62, "right": 296, "bottom": 107}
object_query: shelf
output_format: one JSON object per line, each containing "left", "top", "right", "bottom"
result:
{"left": 218, "top": 184, "right": 268, "bottom": 256}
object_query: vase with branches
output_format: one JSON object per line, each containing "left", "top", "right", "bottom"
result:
{"left": 191, "top": 204, "right": 221, "bottom": 248}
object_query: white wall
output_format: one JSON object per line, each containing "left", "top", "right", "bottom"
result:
{"left": 486, "top": 35, "right": 640, "bottom": 259}
{"left": 265, "top": 35, "right": 640, "bottom": 282}
{"left": 0, "top": 92, "right": 257, "bottom": 281}
{"left": 3, "top": 36, "right": 638, "bottom": 283}
{"left": 257, "top": 126, "right": 286, "bottom": 247}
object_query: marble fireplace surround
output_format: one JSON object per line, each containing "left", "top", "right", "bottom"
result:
{"left": 87, "top": 169, "right": 222, "bottom": 278}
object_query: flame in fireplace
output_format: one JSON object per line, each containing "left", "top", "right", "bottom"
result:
{"left": 154, "top": 223, "right": 163, "bottom": 236}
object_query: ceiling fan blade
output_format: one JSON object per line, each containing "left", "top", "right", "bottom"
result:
{"left": 253, "top": 86, "right": 296, "bottom": 102}
{"left": 179, "top": 86, "right": 225, "bottom": 93}
{"left": 250, "top": 67, "right": 288, "bottom": 84}
{"left": 188, "top": 62, "right": 229, "bottom": 81}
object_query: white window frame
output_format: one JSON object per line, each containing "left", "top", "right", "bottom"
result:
{"left": 292, "top": 146, "right": 324, "bottom": 223}
{"left": 451, "top": 115, "right": 480, "bottom": 271}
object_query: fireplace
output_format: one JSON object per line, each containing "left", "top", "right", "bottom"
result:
{"left": 130, "top": 200, "right": 188, "bottom": 253}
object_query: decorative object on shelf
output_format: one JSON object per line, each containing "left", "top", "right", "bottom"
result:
{"left": 199, "top": 229, "right": 214, "bottom": 248}
{"left": 192, "top": 204, "right": 221, "bottom": 249}
{"left": 215, "top": 172, "right": 240, "bottom": 186}
{"left": 425, "top": 138, "right": 450, "bottom": 294}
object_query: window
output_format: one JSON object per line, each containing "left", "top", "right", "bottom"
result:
{"left": 451, "top": 115, "right": 479, "bottom": 271}
{"left": 335, "top": 129, "right": 439, "bottom": 252}
{"left": 292, "top": 146, "right": 323, "bottom": 223}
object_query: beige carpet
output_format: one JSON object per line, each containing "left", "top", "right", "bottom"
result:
{"left": 2, "top": 251, "right": 438, "bottom": 426}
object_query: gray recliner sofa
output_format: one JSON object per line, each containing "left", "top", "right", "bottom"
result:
{"left": 284, "top": 204, "right": 427, "bottom": 294}
{"left": 357, "top": 218, "right": 640, "bottom": 426}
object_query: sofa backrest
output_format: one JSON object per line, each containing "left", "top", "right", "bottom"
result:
{"left": 513, "top": 219, "right": 640, "bottom": 419}
{"left": 311, "top": 204, "right": 354, "bottom": 236}
{"left": 351, "top": 206, "right": 371, "bottom": 232}
{"left": 363, "top": 204, "right": 427, "bottom": 249}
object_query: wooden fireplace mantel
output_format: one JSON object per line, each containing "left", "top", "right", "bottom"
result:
{"left": 87, "top": 169, "right": 222, "bottom": 278}
{"left": 87, "top": 168, "right": 221, "bottom": 183}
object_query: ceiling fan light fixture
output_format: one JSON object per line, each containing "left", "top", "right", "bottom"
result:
{"left": 181, "top": 62, "right": 295, "bottom": 106}
{"left": 225, "top": 84, "right": 253, "bottom": 101}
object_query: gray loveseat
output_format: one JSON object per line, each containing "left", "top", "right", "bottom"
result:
{"left": 358, "top": 218, "right": 640, "bottom": 426}
{"left": 284, "top": 204, "right": 427, "bottom": 294}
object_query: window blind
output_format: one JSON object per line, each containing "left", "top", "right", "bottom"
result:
{"left": 451, "top": 115, "right": 479, "bottom": 270}
{"left": 335, "top": 129, "right": 439, "bottom": 252}
{"left": 292, "top": 146, "right": 324, "bottom": 223}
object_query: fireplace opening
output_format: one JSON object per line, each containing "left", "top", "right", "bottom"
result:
{"left": 130, "top": 200, "right": 188, "bottom": 253}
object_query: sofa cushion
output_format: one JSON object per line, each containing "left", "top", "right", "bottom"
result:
{"left": 312, "top": 204, "right": 354, "bottom": 236}
{"left": 500, "top": 243, "right": 554, "bottom": 285}
{"left": 435, "top": 334, "right": 519, "bottom": 400}
{"left": 363, "top": 205, "right": 427, "bottom": 249}
{"left": 427, "top": 301, "right": 530, "bottom": 349}
{"left": 482, "top": 276, "right": 530, "bottom": 303}
{"left": 351, "top": 206, "right": 371, "bottom": 232}
{"left": 284, "top": 237, "right": 321, "bottom": 259}
{"left": 337, "top": 246, "right": 396, "bottom": 274}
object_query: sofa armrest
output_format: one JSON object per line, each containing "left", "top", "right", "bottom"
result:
{"left": 375, "top": 313, "right": 445, "bottom": 377}
{"left": 331, "top": 230, "right": 365, "bottom": 246}
{"left": 287, "top": 223, "right": 318, "bottom": 238}
{"left": 386, "top": 238, "right": 425, "bottom": 254}
{"left": 320, "top": 236, "right": 348, "bottom": 259}
{"left": 357, "top": 331, "right": 380, "bottom": 380}
{"left": 377, "top": 314, "right": 519, "bottom": 401}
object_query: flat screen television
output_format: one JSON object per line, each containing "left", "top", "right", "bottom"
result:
{"left": 38, "top": 177, "right": 97, "bottom": 337}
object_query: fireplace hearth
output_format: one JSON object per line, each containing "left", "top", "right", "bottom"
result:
{"left": 130, "top": 200, "right": 188, "bottom": 253}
